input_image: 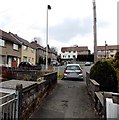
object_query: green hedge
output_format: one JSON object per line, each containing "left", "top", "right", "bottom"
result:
{"left": 108, "top": 52, "right": 119, "bottom": 92}
{"left": 90, "top": 61, "right": 118, "bottom": 92}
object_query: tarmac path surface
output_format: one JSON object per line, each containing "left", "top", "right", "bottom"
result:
{"left": 30, "top": 79, "right": 99, "bottom": 119}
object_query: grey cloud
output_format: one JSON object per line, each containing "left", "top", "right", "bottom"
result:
{"left": 49, "top": 17, "right": 92, "bottom": 42}
{"left": 48, "top": 17, "right": 110, "bottom": 43}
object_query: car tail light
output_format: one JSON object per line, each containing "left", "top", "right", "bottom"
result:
{"left": 79, "top": 69, "right": 83, "bottom": 74}
{"left": 64, "top": 70, "right": 67, "bottom": 74}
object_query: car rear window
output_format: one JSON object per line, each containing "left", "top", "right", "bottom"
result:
{"left": 66, "top": 65, "right": 80, "bottom": 70}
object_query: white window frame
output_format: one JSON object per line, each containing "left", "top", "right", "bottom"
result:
{"left": 23, "top": 56, "right": 27, "bottom": 62}
{"left": 23, "top": 45, "right": 28, "bottom": 51}
{"left": 31, "top": 48, "right": 34, "bottom": 53}
{"left": 13, "top": 44, "right": 18, "bottom": 50}
{"left": 0, "top": 39, "right": 5, "bottom": 47}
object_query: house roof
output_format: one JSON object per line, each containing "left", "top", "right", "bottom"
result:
{"left": 0, "top": 29, "right": 21, "bottom": 45}
{"left": 30, "top": 41, "right": 45, "bottom": 51}
{"left": 97, "top": 45, "right": 119, "bottom": 51}
{"left": 9, "top": 32, "right": 36, "bottom": 49}
{"left": 61, "top": 46, "right": 89, "bottom": 52}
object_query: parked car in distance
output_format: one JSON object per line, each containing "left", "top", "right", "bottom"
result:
{"left": 85, "top": 62, "right": 91, "bottom": 66}
{"left": 51, "top": 60, "right": 60, "bottom": 66}
{"left": 18, "top": 62, "right": 41, "bottom": 70}
{"left": 63, "top": 64, "right": 83, "bottom": 80}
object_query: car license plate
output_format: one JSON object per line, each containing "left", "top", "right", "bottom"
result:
{"left": 69, "top": 73, "right": 77, "bottom": 75}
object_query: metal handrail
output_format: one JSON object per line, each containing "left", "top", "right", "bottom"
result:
{"left": 0, "top": 93, "right": 15, "bottom": 100}
{"left": 0, "top": 98, "right": 17, "bottom": 107}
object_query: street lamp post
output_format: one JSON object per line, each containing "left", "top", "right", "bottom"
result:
{"left": 93, "top": 0, "right": 97, "bottom": 64}
{"left": 46, "top": 5, "right": 51, "bottom": 70}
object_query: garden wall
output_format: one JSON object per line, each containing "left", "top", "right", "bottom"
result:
{"left": 86, "top": 72, "right": 119, "bottom": 119}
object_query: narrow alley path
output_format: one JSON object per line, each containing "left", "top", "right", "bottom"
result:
{"left": 30, "top": 80, "right": 99, "bottom": 119}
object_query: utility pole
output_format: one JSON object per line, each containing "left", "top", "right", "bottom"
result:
{"left": 105, "top": 41, "right": 108, "bottom": 59}
{"left": 105, "top": 41, "right": 106, "bottom": 59}
{"left": 93, "top": 0, "right": 97, "bottom": 64}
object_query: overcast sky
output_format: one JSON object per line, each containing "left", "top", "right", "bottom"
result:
{"left": 0, "top": 0, "right": 118, "bottom": 53}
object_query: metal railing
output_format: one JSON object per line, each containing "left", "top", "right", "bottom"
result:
{"left": 0, "top": 92, "right": 18, "bottom": 120}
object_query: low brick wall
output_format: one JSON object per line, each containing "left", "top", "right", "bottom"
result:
{"left": 9, "top": 69, "right": 43, "bottom": 81}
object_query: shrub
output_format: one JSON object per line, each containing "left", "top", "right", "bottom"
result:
{"left": 112, "top": 52, "right": 119, "bottom": 69}
{"left": 108, "top": 52, "right": 119, "bottom": 92}
{"left": 57, "top": 72, "right": 64, "bottom": 80}
{"left": 90, "top": 61, "right": 118, "bottom": 92}
{"left": 116, "top": 68, "right": 119, "bottom": 90}
{"left": 37, "top": 77, "right": 44, "bottom": 82}
{"left": 115, "top": 51, "right": 119, "bottom": 60}
{"left": 23, "top": 74, "right": 37, "bottom": 81}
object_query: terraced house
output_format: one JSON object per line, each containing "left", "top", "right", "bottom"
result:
{"left": 31, "top": 40, "right": 46, "bottom": 65}
{"left": 0, "top": 29, "right": 58, "bottom": 67}
{"left": 31, "top": 41, "right": 58, "bottom": 65}
{"left": 46, "top": 45, "right": 58, "bottom": 61}
{"left": 10, "top": 32, "right": 36, "bottom": 65}
{"left": 0, "top": 29, "right": 21, "bottom": 67}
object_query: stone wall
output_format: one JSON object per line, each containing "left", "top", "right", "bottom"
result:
{"left": 86, "top": 72, "right": 119, "bottom": 119}
{"left": 16, "top": 72, "right": 57, "bottom": 120}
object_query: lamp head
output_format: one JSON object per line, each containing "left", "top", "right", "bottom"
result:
{"left": 48, "top": 5, "right": 51, "bottom": 10}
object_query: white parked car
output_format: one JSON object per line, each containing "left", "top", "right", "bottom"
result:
{"left": 51, "top": 60, "right": 60, "bottom": 66}
{"left": 85, "top": 62, "right": 91, "bottom": 66}
{"left": 63, "top": 64, "right": 83, "bottom": 80}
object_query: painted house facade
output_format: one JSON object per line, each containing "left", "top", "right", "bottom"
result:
{"left": 0, "top": 29, "right": 58, "bottom": 67}
{"left": 31, "top": 41, "right": 46, "bottom": 65}
{"left": 10, "top": 33, "right": 36, "bottom": 65}
{"left": 61, "top": 46, "right": 89, "bottom": 60}
{"left": 97, "top": 45, "right": 119, "bottom": 59}
{"left": 0, "top": 30, "right": 21, "bottom": 67}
